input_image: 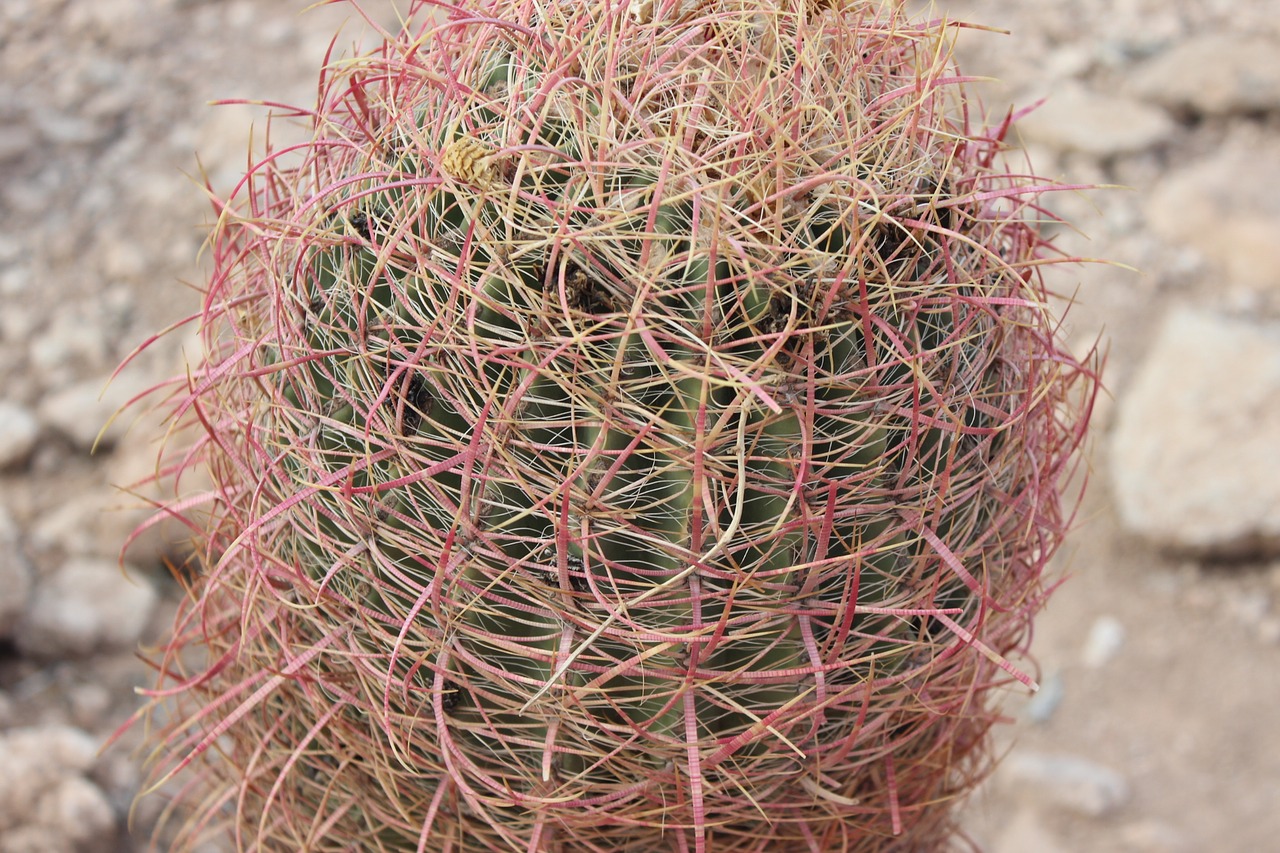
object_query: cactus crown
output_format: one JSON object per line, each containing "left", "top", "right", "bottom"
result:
{"left": 126, "top": 0, "right": 1098, "bottom": 850}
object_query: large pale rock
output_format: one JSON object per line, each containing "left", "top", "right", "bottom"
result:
{"left": 14, "top": 557, "right": 157, "bottom": 659}
{"left": 1129, "top": 34, "right": 1280, "bottom": 116}
{"left": 1110, "top": 308, "right": 1280, "bottom": 557}
{"left": 1145, "top": 142, "right": 1280, "bottom": 289}
{"left": 1016, "top": 83, "right": 1174, "bottom": 156}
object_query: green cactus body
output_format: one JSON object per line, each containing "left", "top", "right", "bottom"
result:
{"left": 128, "top": 0, "right": 1098, "bottom": 850}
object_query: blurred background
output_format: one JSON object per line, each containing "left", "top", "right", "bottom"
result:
{"left": 1, "top": 0, "right": 1277, "bottom": 850}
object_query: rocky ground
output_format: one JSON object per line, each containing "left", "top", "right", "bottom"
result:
{"left": 1, "top": 0, "right": 1278, "bottom": 850}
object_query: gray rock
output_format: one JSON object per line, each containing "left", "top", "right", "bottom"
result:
{"left": 1016, "top": 83, "right": 1175, "bottom": 156}
{"left": 0, "top": 264, "right": 32, "bottom": 297}
{"left": 0, "top": 826, "right": 74, "bottom": 853}
{"left": 37, "top": 371, "right": 151, "bottom": 452}
{"left": 28, "top": 315, "right": 111, "bottom": 380}
{"left": 14, "top": 557, "right": 156, "bottom": 659}
{"left": 35, "top": 111, "right": 112, "bottom": 146}
{"left": 0, "top": 401, "right": 40, "bottom": 469}
{"left": 1110, "top": 307, "right": 1280, "bottom": 558}
{"left": 0, "top": 125, "right": 38, "bottom": 165}
{"left": 25, "top": 470, "right": 190, "bottom": 570}
{"left": 67, "top": 682, "right": 114, "bottom": 731}
{"left": 30, "top": 491, "right": 120, "bottom": 557}
{"left": 0, "top": 233, "right": 22, "bottom": 266}
{"left": 105, "top": 420, "right": 206, "bottom": 569}
{"left": 1002, "top": 751, "right": 1131, "bottom": 817}
{"left": 0, "top": 301, "right": 37, "bottom": 348}
{"left": 0, "top": 506, "right": 32, "bottom": 640}
{"left": 0, "top": 725, "right": 98, "bottom": 806}
{"left": 1129, "top": 34, "right": 1280, "bottom": 116}
{"left": 0, "top": 725, "right": 115, "bottom": 851}
{"left": 34, "top": 776, "right": 117, "bottom": 853}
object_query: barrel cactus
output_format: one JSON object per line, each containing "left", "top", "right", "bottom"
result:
{"left": 124, "top": 0, "right": 1098, "bottom": 849}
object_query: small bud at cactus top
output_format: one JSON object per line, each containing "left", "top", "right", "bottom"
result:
{"left": 441, "top": 135, "right": 501, "bottom": 190}
{"left": 115, "top": 0, "right": 1101, "bottom": 850}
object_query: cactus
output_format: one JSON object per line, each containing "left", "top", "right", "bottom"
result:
{"left": 123, "top": 0, "right": 1099, "bottom": 850}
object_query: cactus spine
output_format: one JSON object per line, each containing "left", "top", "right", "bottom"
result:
{"left": 125, "top": 0, "right": 1099, "bottom": 850}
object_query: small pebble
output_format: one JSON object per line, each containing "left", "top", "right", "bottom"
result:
{"left": 0, "top": 401, "right": 40, "bottom": 469}
{"left": 1083, "top": 615, "right": 1126, "bottom": 668}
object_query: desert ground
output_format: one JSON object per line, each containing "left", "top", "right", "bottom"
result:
{"left": 1, "top": 1, "right": 1278, "bottom": 850}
